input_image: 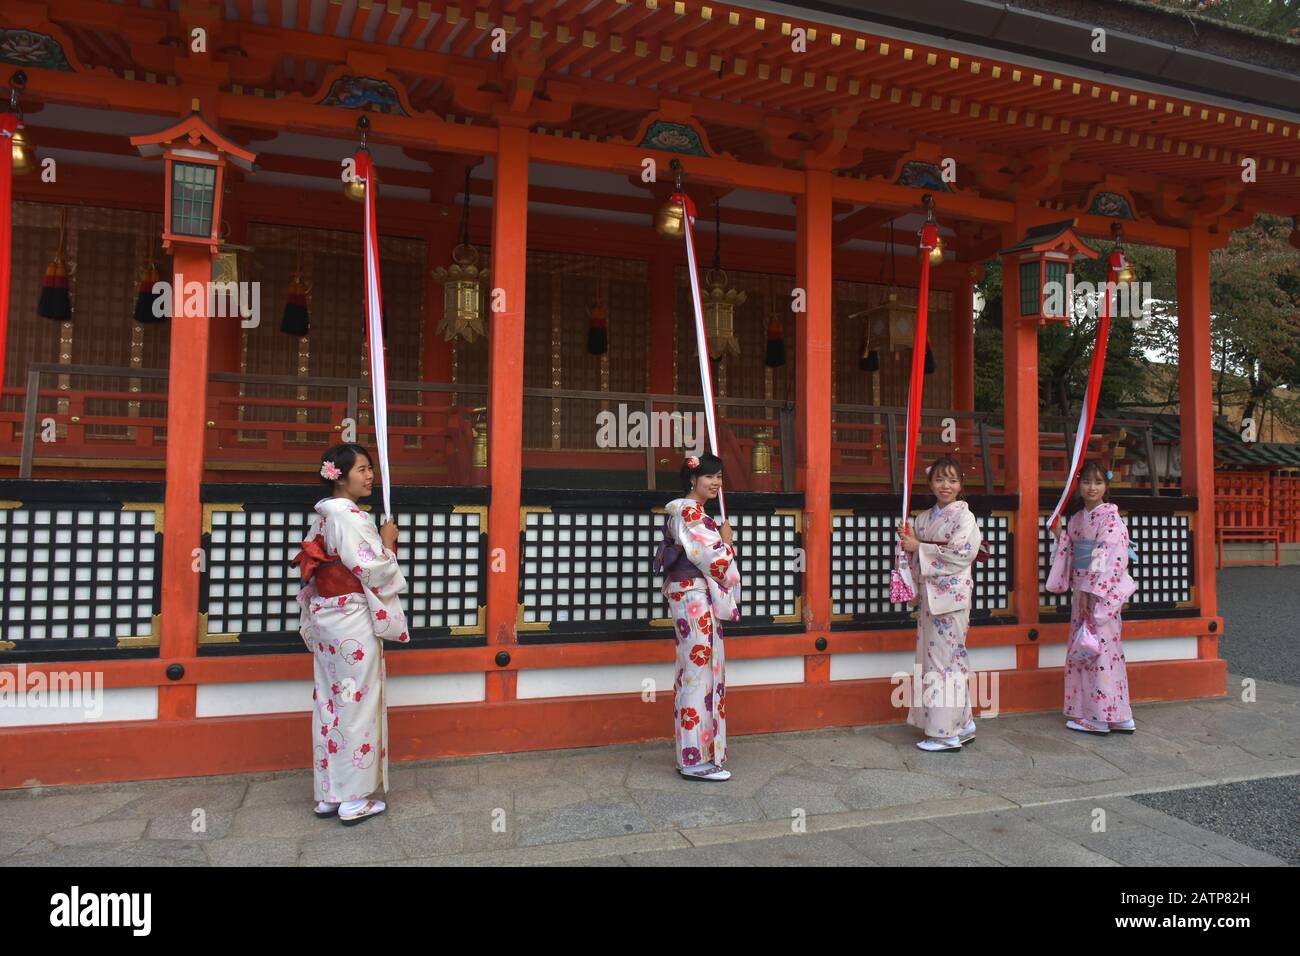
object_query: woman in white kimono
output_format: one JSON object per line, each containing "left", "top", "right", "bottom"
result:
{"left": 1047, "top": 461, "right": 1138, "bottom": 734}
{"left": 898, "top": 455, "right": 982, "bottom": 752}
{"left": 657, "top": 452, "right": 742, "bottom": 781}
{"left": 292, "top": 443, "right": 409, "bottom": 825}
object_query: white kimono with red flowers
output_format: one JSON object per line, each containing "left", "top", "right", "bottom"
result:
{"left": 296, "top": 497, "right": 410, "bottom": 804}
{"left": 661, "top": 497, "right": 741, "bottom": 770}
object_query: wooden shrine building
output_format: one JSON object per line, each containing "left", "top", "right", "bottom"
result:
{"left": 0, "top": 0, "right": 1297, "bottom": 786}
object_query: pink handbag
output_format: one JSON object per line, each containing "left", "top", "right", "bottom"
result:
{"left": 1069, "top": 619, "right": 1103, "bottom": 665}
{"left": 890, "top": 542, "right": 916, "bottom": 603}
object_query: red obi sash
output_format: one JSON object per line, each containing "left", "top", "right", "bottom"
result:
{"left": 290, "top": 535, "right": 364, "bottom": 598}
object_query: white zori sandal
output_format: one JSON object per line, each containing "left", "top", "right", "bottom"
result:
{"left": 339, "top": 798, "right": 387, "bottom": 825}
{"left": 958, "top": 719, "right": 977, "bottom": 745}
{"left": 313, "top": 801, "right": 341, "bottom": 818}
{"left": 678, "top": 764, "right": 732, "bottom": 781}
{"left": 916, "top": 736, "right": 963, "bottom": 752}
{"left": 1066, "top": 718, "right": 1110, "bottom": 735}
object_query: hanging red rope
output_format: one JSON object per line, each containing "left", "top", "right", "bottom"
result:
{"left": 891, "top": 195, "right": 942, "bottom": 603}
{"left": 355, "top": 143, "right": 393, "bottom": 523}
{"left": 1047, "top": 228, "right": 1129, "bottom": 529}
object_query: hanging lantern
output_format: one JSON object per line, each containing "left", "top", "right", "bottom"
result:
{"left": 433, "top": 244, "right": 488, "bottom": 343}
{"left": 752, "top": 427, "right": 772, "bottom": 475}
{"left": 37, "top": 208, "right": 72, "bottom": 321}
{"left": 432, "top": 167, "right": 488, "bottom": 343}
{"left": 999, "top": 219, "right": 1100, "bottom": 325}
{"left": 586, "top": 301, "right": 609, "bottom": 355}
{"left": 130, "top": 105, "right": 256, "bottom": 256}
{"left": 698, "top": 200, "right": 743, "bottom": 361}
{"left": 764, "top": 314, "right": 785, "bottom": 368}
{"left": 701, "top": 268, "right": 744, "bottom": 360}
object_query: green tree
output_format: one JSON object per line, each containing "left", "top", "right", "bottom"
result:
{"left": 1141, "top": 0, "right": 1300, "bottom": 38}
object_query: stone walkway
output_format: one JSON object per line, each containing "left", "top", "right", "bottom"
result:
{"left": 2, "top": 674, "right": 1296, "bottom": 866}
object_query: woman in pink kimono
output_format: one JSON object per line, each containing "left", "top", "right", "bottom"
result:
{"left": 1047, "top": 461, "right": 1138, "bottom": 734}
{"left": 898, "top": 455, "right": 982, "bottom": 752}
{"left": 657, "top": 452, "right": 742, "bottom": 781}
{"left": 291, "top": 443, "right": 410, "bottom": 825}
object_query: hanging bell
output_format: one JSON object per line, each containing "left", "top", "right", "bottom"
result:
{"left": 655, "top": 198, "right": 686, "bottom": 239}
{"left": 11, "top": 126, "right": 36, "bottom": 175}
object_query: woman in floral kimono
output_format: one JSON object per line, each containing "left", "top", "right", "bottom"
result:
{"left": 657, "top": 452, "right": 742, "bottom": 781}
{"left": 1047, "top": 461, "right": 1138, "bottom": 735}
{"left": 898, "top": 455, "right": 982, "bottom": 752}
{"left": 291, "top": 443, "right": 410, "bottom": 825}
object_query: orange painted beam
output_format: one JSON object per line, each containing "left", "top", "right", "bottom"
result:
{"left": 0, "top": 659, "right": 1227, "bottom": 789}
{"left": 1177, "top": 228, "right": 1220, "bottom": 639}
{"left": 484, "top": 124, "right": 529, "bottom": 702}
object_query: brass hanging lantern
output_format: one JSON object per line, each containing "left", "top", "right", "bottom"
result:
{"left": 699, "top": 199, "right": 743, "bottom": 360}
{"left": 852, "top": 219, "right": 914, "bottom": 363}
{"left": 702, "top": 268, "right": 744, "bottom": 360}
{"left": 432, "top": 167, "right": 489, "bottom": 343}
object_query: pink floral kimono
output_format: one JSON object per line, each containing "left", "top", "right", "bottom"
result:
{"left": 294, "top": 497, "right": 410, "bottom": 805}
{"left": 1046, "top": 502, "right": 1138, "bottom": 724}
{"left": 661, "top": 498, "right": 741, "bottom": 770}
{"left": 905, "top": 500, "right": 981, "bottom": 739}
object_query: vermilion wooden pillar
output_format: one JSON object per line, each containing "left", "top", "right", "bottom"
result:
{"left": 1001, "top": 205, "right": 1040, "bottom": 667}
{"left": 484, "top": 125, "right": 529, "bottom": 701}
{"left": 158, "top": 245, "right": 211, "bottom": 719}
{"left": 1176, "top": 227, "right": 1219, "bottom": 654}
{"left": 796, "top": 169, "right": 833, "bottom": 664}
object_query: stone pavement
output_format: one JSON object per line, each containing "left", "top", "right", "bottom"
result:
{"left": 1, "top": 675, "right": 1296, "bottom": 867}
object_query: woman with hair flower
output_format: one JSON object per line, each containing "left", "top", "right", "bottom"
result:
{"left": 654, "top": 451, "right": 742, "bottom": 781}
{"left": 290, "top": 443, "right": 409, "bottom": 825}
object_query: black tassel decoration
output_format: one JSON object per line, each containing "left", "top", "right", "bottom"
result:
{"left": 586, "top": 304, "right": 608, "bottom": 355}
{"left": 924, "top": 342, "right": 936, "bottom": 375}
{"left": 38, "top": 256, "right": 72, "bottom": 321}
{"left": 860, "top": 343, "right": 879, "bottom": 373}
{"left": 281, "top": 273, "right": 310, "bottom": 336}
{"left": 134, "top": 262, "right": 167, "bottom": 324}
{"left": 764, "top": 316, "right": 785, "bottom": 368}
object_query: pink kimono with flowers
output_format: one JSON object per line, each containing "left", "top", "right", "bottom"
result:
{"left": 906, "top": 500, "right": 981, "bottom": 739}
{"left": 662, "top": 498, "right": 741, "bottom": 770}
{"left": 1047, "top": 502, "right": 1137, "bottom": 724}
{"left": 296, "top": 497, "right": 410, "bottom": 804}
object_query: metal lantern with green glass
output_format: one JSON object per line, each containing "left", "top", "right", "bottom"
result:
{"left": 130, "top": 108, "right": 257, "bottom": 255}
{"left": 999, "top": 219, "right": 1099, "bottom": 325}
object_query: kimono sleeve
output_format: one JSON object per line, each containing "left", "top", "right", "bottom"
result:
{"left": 1045, "top": 518, "right": 1073, "bottom": 594}
{"left": 917, "top": 508, "right": 979, "bottom": 580}
{"left": 330, "top": 506, "right": 408, "bottom": 599}
{"left": 673, "top": 503, "right": 740, "bottom": 589}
